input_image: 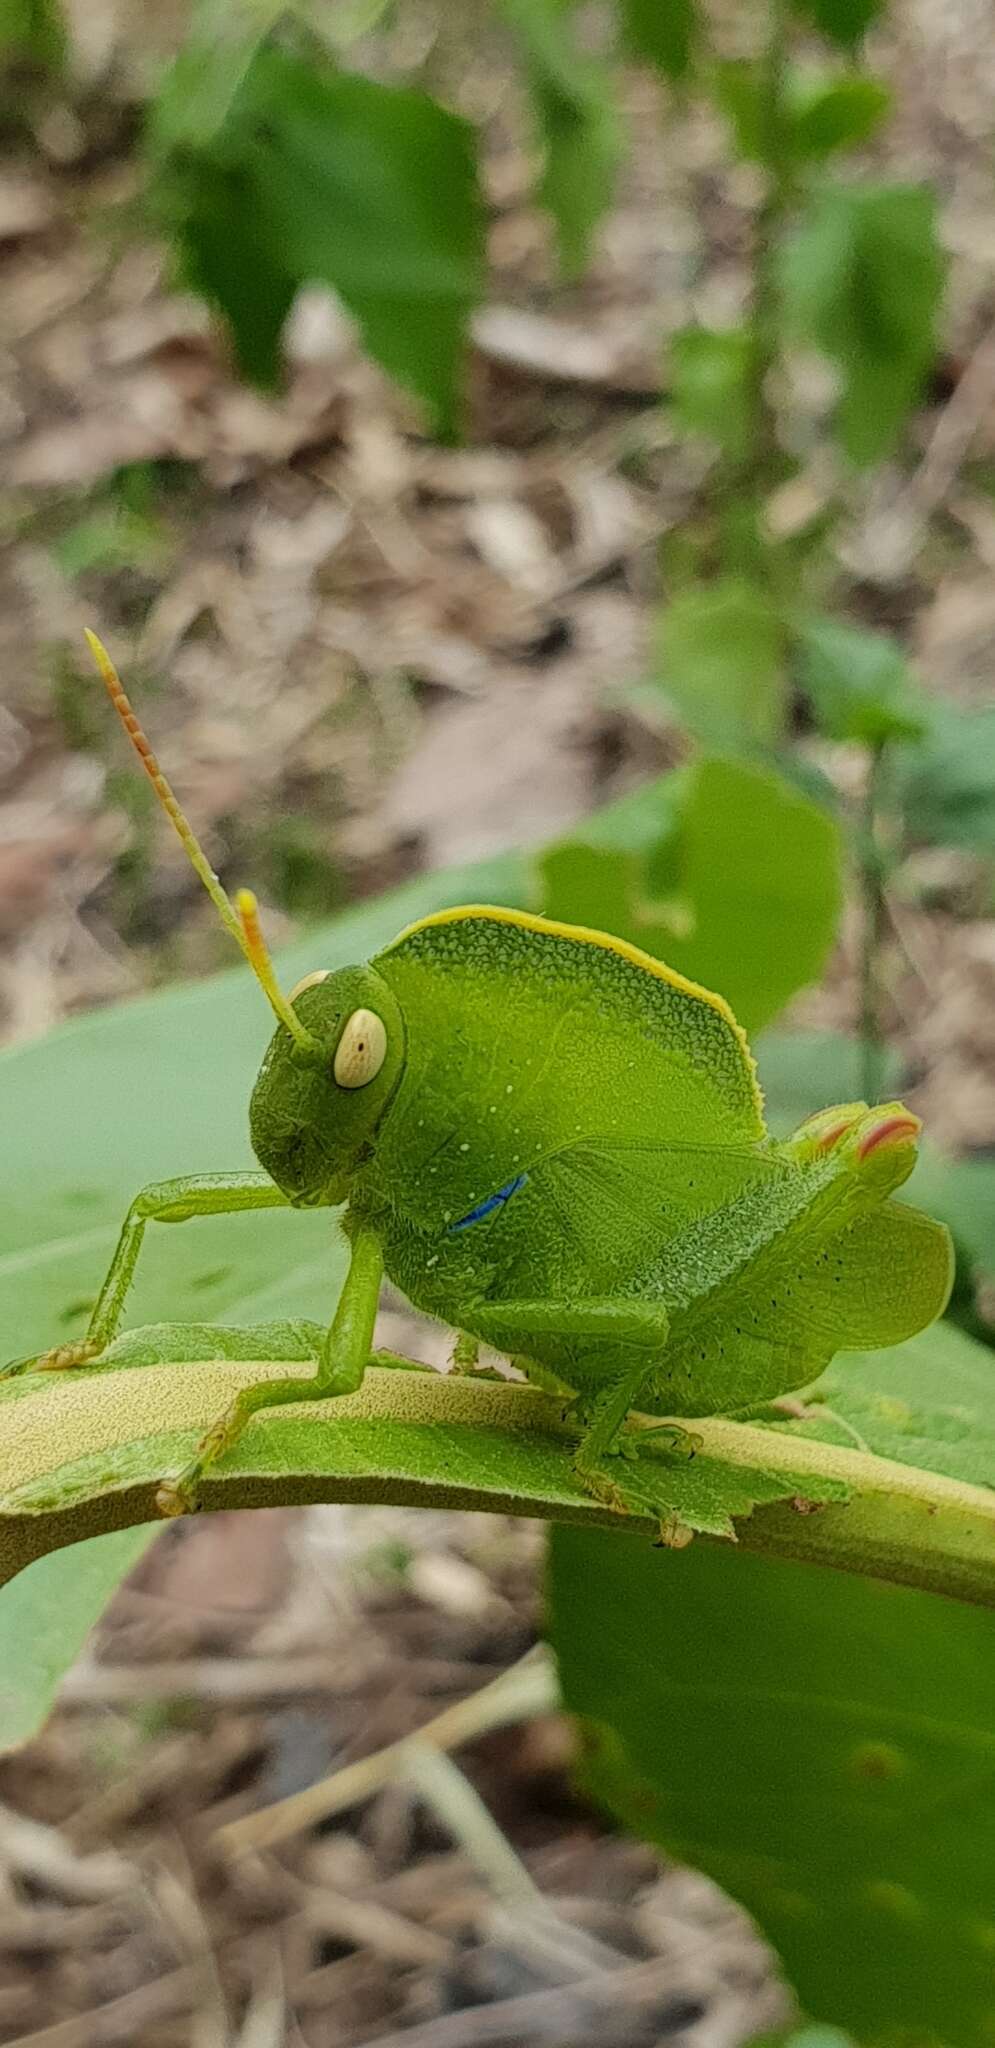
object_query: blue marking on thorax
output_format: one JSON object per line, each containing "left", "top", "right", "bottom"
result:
{"left": 448, "top": 1172, "right": 528, "bottom": 1233}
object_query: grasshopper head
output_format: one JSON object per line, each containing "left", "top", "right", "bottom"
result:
{"left": 249, "top": 965, "right": 406, "bottom": 1206}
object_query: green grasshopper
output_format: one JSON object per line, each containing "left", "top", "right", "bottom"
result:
{"left": 4, "top": 635, "right": 953, "bottom": 1516}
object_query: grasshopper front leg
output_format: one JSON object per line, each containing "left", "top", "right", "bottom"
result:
{"left": 2, "top": 1172, "right": 291, "bottom": 1378}
{"left": 158, "top": 1224, "right": 384, "bottom": 1515}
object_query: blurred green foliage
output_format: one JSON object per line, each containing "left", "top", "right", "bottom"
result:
{"left": 0, "top": 0, "right": 64, "bottom": 75}
{"left": 552, "top": 1530, "right": 995, "bottom": 2048}
{"left": 656, "top": 579, "right": 788, "bottom": 752}
{"left": 795, "top": 620, "right": 929, "bottom": 749}
{"left": 499, "top": 0, "right": 622, "bottom": 277}
{"left": 151, "top": 28, "right": 483, "bottom": 433}
{"left": 780, "top": 183, "right": 945, "bottom": 467}
{"left": 541, "top": 757, "right": 842, "bottom": 1034}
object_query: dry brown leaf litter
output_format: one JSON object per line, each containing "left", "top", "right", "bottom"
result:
{"left": 0, "top": 1508, "right": 788, "bottom": 2048}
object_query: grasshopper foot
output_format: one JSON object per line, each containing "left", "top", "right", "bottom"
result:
{"left": 1, "top": 1338, "right": 102, "bottom": 1380}
{"left": 572, "top": 1455, "right": 630, "bottom": 1515}
{"left": 640, "top": 1421, "right": 703, "bottom": 1462}
{"left": 156, "top": 1407, "right": 240, "bottom": 1518}
{"left": 572, "top": 1416, "right": 703, "bottom": 1519}
{"left": 156, "top": 1474, "right": 200, "bottom": 1519}
{"left": 1, "top": 1354, "right": 35, "bottom": 1381}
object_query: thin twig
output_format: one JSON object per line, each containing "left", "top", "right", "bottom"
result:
{"left": 859, "top": 741, "right": 890, "bottom": 1103}
{"left": 5, "top": 1963, "right": 201, "bottom": 2048}
{"left": 908, "top": 318, "right": 995, "bottom": 522}
{"left": 234, "top": 1944, "right": 285, "bottom": 2048}
{"left": 215, "top": 1647, "right": 557, "bottom": 1858}
{"left": 402, "top": 1742, "right": 542, "bottom": 1906}
{"left": 746, "top": 0, "right": 791, "bottom": 510}
{"left": 303, "top": 1887, "right": 453, "bottom": 1969}
{"left": 352, "top": 1952, "right": 686, "bottom": 2048}
{"left": 60, "top": 1654, "right": 359, "bottom": 1707}
{"left": 151, "top": 1848, "right": 229, "bottom": 2048}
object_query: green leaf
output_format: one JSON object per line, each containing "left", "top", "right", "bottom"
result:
{"left": 660, "top": 758, "right": 842, "bottom": 1032}
{"left": 896, "top": 706, "right": 995, "bottom": 854}
{"left": 179, "top": 165, "right": 299, "bottom": 387}
{"left": 657, "top": 577, "right": 788, "bottom": 751}
{"left": 757, "top": 1029, "right": 903, "bottom": 1131}
{"left": 789, "top": 0, "right": 883, "bottom": 48}
{"left": 0, "top": 1320, "right": 853, "bottom": 1548}
{"left": 780, "top": 1317, "right": 995, "bottom": 1491}
{"left": 669, "top": 325, "right": 755, "bottom": 460}
{"left": 620, "top": 0, "right": 696, "bottom": 80}
{"left": 796, "top": 615, "right": 930, "bottom": 745}
{"left": 157, "top": 44, "right": 484, "bottom": 435}
{"left": 550, "top": 1527, "right": 995, "bottom": 2048}
{"left": 712, "top": 63, "right": 887, "bottom": 167}
{"left": 0, "top": 0, "right": 65, "bottom": 70}
{"left": 781, "top": 183, "right": 944, "bottom": 466}
{"left": 787, "top": 72, "right": 891, "bottom": 158}
{"left": 6, "top": 1315, "right": 995, "bottom": 1613}
{"left": 773, "top": 2031, "right": 855, "bottom": 2048}
{"left": 579, "top": 1438, "right": 850, "bottom": 1540}
{"left": 499, "top": 0, "right": 621, "bottom": 276}
{"left": 538, "top": 841, "right": 641, "bottom": 943}
{"left": 541, "top": 757, "right": 843, "bottom": 1034}
{"left": 0, "top": 1531, "right": 152, "bottom": 1752}
{"left": 907, "top": 1150, "right": 995, "bottom": 1292}
{"left": 549, "top": 771, "right": 684, "bottom": 864}
{"left": 712, "top": 60, "right": 770, "bottom": 164}
{"left": 147, "top": 0, "right": 277, "bottom": 158}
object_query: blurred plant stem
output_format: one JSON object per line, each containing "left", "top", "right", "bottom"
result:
{"left": 747, "top": 0, "right": 791, "bottom": 512}
{"left": 714, "top": 0, "right": 795, "bottom": 598}
{"left": 859, "top": 740, "right": 890, "bottom": 1103}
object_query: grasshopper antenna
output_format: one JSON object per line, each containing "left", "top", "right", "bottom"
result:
{"left": 84, "top": 630, "right": 318, "bottom": 1055}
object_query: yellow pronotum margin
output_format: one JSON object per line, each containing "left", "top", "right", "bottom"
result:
{"left": 383, "top": 903, "right": 764, "bottom": 1125}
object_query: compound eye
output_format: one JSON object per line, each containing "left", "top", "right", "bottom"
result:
{"left": 333, "top": 1008, "right": 387, "bottom": 1089}
{"left": 288, "top": 969, "right": 330, "bottom": 1002}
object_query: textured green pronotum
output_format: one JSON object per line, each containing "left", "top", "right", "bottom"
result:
{"left": 3, "top": 639, "right": 953, "bottom": 1523}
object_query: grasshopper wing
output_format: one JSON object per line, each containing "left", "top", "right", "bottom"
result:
{"left": 653, "top": 1196, "right": 953, "bottom": 1416}
{"left": 373, "top": 906, "right": 766, "bottom": 1240}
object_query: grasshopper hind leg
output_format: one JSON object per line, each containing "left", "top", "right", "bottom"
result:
{"left": 570, "top": 1367, "right": 701, "bottom": 1513}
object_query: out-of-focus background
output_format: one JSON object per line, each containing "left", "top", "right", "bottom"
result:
{"left": 1, "top": 2, "right": 994, "bottom": 2044}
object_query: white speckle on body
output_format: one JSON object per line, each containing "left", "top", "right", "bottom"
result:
{"left": 459, "top": 1141, "right": 470, "bottom": 1152}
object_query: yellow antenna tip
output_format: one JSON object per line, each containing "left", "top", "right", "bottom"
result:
{"left": 84, "top": 626, "right": 111, "bottom": 671}
{"left": 236, "top": 888, "right": 317, "bottom": 1055}
{"left": 236, "top": 888, "right": 267, "bottom": 973}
